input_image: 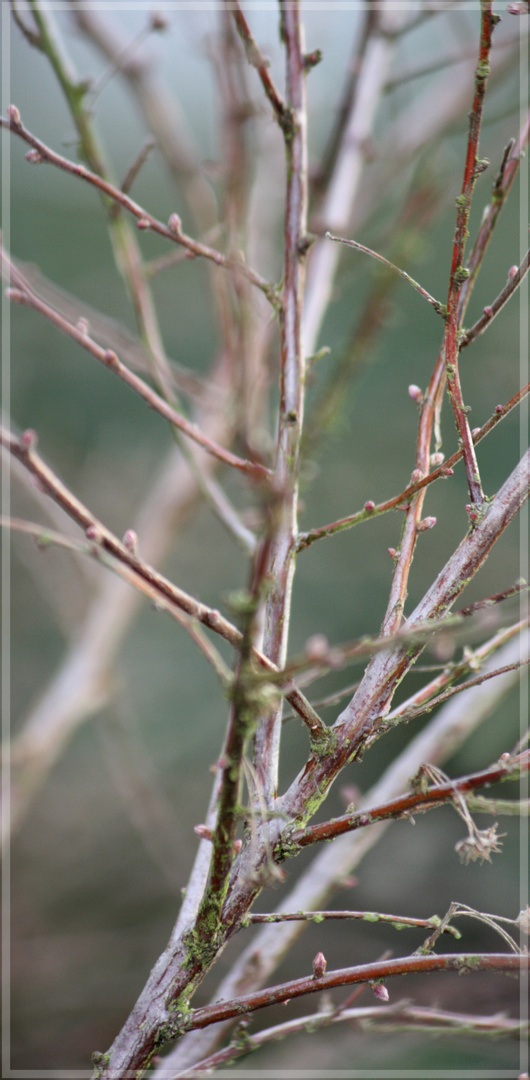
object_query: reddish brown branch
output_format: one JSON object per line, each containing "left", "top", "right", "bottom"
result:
{"left": 184, "top": 952, "right": 527, "bottom": 1032}
{"left": 290, "top": 752, "right": 529, "bottom": 849}
{"left": 460, "top": 246, "right": 530, "bottom": 348}
{"left": 228, "top": 0, "right": 291, "bottom": 130}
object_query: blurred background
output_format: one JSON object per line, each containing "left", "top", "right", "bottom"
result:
{"left": 3, "top": 2, "right": 528, "bottom": 1073}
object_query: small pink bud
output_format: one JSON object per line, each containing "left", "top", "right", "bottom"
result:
{"left": 233, "top": 838, "right": 243, "bottom": 853}
{"left": 483, "top": 305, "right": 493, "bottom": 317}
{"left": 388, "top": 547, "right": 397, "bottom": 559}
{"left": 442, "top": 466, "right": 454, "bottom": 476}
{"left": 370, "top": 981, "right": 389, "bottom": 1002}
{"left": 508, "top": 265, "right": 518, "bottom": 280}
{"left": 418, "top": 516, "right": 436, "bottom": 532}
{"left": 495, "top": 404, "right": 504, "bottom": 414}
{"left": 430, "top": 452, "right": 444, "bottom": 468}
{"left": 359, "top": 814, "right": 371, "bottom": 827}
{"left": 123, "top": 529, "right": 138, "bottom": 554}
{"left": 137, "top": 217, "right": 151, "bottom": 230}
{"left": 312, "top": 951, "right": 327, "bottom": 978}
{"left": 168, "top": 213, "right": 182, "bottom": 234}
{"left": 25, "top": 149, "right": 43, "bottom": 164}
{"left": 6, "top": 104, "right": 21, "bottom": 127}
{"left": 76, "top": 317, "right": 90, "bottom": 335}
{"left": 410, "top": 469, "right": 423, "bottom": 483}
{"left": 364, "top": 500, "right": 375, "bottom": 513}
{"left": 305, "top": 634, "right": 329, "bottom": 661}
{"left": 20, "top": 428, "right": 37, "bottom": 449}
{"left": 471, "top": 427, "right": 481, "bottom": 439}
{"left": 408, "top": 384, "right": 423, "bottom": 404}
{"left": 104, "top": 349, "right": 119, "bottom": 368}
{"left": 86, "top": 524, "right": 103, "bottom": 542}
{"left": 507, "top": 2, "right": 528, "bottom": 13}
{"left": 194, "top": 824, "right": 213, "bottom": 841}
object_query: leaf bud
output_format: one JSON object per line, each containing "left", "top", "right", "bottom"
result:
{"left": 312, "top": 951, "right": 327, "bottom": 978}
{"left": 417, "top": 516, "right": 436, "bottom": 532}
{"left": 168, "top": 213, "right": 182, "bottom": 234}
{"left": 25, "top": 149, "right": 43, "bottom": 164}
{"left": 86, "top": 524, "right": 103, "bottom": 543}
{"left": 20, "top": 428, "right": 37, "bottom": 450}
{"left": 76, "top": 317, "right": 90, "bottom": 336}
{"left": 508, "top": 265, "right": 519, "bottom": 280}
{"left": 370, "top": 981, "right": 389, "bottom": 1002}
{"left": 137, "top": 217, "right": 151, "bottom": 230}
{"left": 6, "top": 104, "right": 21, "bottom": 127}
{"left": 193, "top": 824, "right": 213, "bottom": 841}
{"left": 364, "top": 500, "right": 375, "bottom": 513}
{"left": 483, "top": 305, "right": 493, "bottom": 317}
{"left": 305, "top": 634, "right": 329, "bottom": 661}
{"left": 123, "top": 529, "right": 138, "bottom": 555}
{"left": 495, "top": 404, "right": 504, "bottom": 414}
{"left": 408, "top": 384, "right": 423, "bottom": 404}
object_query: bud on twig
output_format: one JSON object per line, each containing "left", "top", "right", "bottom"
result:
{"left": 194, "top": 824, "right": 213, "bottom": 841}
{"left": 305, "top": 634, "right": 329, "bottom": 662}
{"left": 430, "top": 452, "right": 444, "bottom": 467}
{"left": 168, "top": 213, "right": 182, "bottom": 234}
{"left": 312, "top": 951, "right": 327, "bottom": 978}
{"left": 508, "top": 265, "right": 518, "bottom": 280}
{"left": 364, "top": 500, "right": 375, "bottom": 513}
{"left": 417, "top": 516, "right": 436, "bottom": 532}
{"left": 408, "top": 384, "right": 423, "bottom": 404}
{"left": 25, "top": 149, "right": 43, "bottom": 164}
{"left": 76, "top": 317, "right": 90, "bottom": 336}
{"left": 370, "top": 981, "right": 389, "bottom": 1002}
{"left": 123, "top": 529, "right": 138, "bottom": 555}
{"left": 20, "top": 428, "right": 37, "bottom": 450}
{"left": 6, "top": 104, "right": 21, "bottom": 127}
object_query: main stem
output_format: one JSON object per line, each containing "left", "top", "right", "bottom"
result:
{"left": 253, "top": 1, "right": 308, "bottom": 801}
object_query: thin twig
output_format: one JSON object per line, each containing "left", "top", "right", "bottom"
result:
{"left": 289, "top": 753, "right": 529, "bottom": 849}
{"left": 228, "top": 0, "right": 291, "bottom": 131}
{"left": 325, "top": 232, "right": 446, "bottom": 316}
{"left": 2, "top": 248, "right": 268, "bottom": 480}
{"left": 297, "top": 381, "right": 529, "bottom": 550}
{"left": 460, "top": 246, "right": 530, "bottom": 348}
{"left": 0, "top": 110, "right": 279, "bottom": 306}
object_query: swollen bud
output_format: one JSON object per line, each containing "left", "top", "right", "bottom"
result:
{"left": 408, "top": 384, "right": 423, "bottom": 404}
{"left": 25, "top": 149, "right": 43, "bottom": 164}
{"left": 430, "top": 452, "right": 444, "bottom": 468}
{"left": 370, "top": 981, "right": 389, "bottom": 1002}
{"left": 508, "top": 265, "right": 518, "bottom": 280}
{"left": 6, "top": 104, "right": 21, "bottom": 127}
{"left": 123, "top": 529, "right": 138, "bottom": 555}
{"left": 312, "top": 951, "right": 327, "bottom": 978}
{"left": 417, "top": 516, "right": 436, "bottom": 532}
{"left": 20, "top": 428, "right": 38, "bottom": 450}
{"left": 193, "top": 824, "right": 213, "bottom": 841}
{"left": 168, "top": 213, "right": 182, "bottom": 234}
{"left": 364, "top": 500, "right": 375, "bottom": 513}
{"left": 483, "top": 305, "right": 493, "bottom": 317}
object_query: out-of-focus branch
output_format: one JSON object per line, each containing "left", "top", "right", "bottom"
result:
{"left": 1, "top": 109, "right": 279, "bottom": 306}
{"left": 3, "top": 248, "right": 268, "bottom": 480}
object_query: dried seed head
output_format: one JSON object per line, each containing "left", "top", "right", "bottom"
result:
{"left": 168, "top": 213, "right": 182, "bottom": 234}
{"left": 364, "top": 500, "right": 375, "bottom": 513}
{"left": 312, "top": 951, "right": 327, "bottom": 978}
{"left": 7, "top": 104, "right": 21, "bottom": 127}
{"left": 20, "top": 428, "right": 37, "bottom": 450}
{"left": 408, "top": 384, "right": 423, "bottom": 404}
{"left": 515, "top": 906, "right": 530, "bottom": 935}
{"left": 455, "top": 822, "right": 505, "bottom": 864}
